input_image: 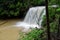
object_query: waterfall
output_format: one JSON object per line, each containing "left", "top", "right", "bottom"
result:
{"left": 15, "top": 6, "right": 46, "bottom": 30}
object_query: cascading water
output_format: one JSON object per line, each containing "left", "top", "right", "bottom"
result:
{"left": 24, "top": 6, "right": 45, "bottom": 26}
{"left": 15, "top": 6, "right": 46, "bottom": 31}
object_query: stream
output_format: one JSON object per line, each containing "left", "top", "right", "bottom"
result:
{"left": 0, "top": 19, "right": 23, "bottom": 40}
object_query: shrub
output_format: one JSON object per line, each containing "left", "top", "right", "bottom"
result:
{"left": 19, "top": 28, "right": 45, "bottom": 40}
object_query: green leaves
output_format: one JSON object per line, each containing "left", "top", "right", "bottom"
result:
{"left": 16, "top": 2, "right": 22, "bottom": 8}
{"left": 57, "top": 8, "right": 60, "bottom": 13}
{"left": 9, "top": 4, "right": 15, "bottom": 8}
{"left": 10, "top": 11, "right": 14, "bottom": 15}
{"left": 20, "top": 29, "right": 44, "bottom": 40}
{"left": 14, "top": 11, "right": 19, "bottom": 16}
{"left": 0, "top": 0, "right": 44, "bottom": 18}
{"left": 49, "top": 0, "right": 56, "bottom": 5}
{"left": 42, "top": 1, "right": 60, "bottom": 39}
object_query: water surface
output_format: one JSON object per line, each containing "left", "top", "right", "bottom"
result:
{"left": 0, "top": 19, "right": 22, "bottom": 40}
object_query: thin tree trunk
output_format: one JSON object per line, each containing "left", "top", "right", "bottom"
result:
{"left": 45, "top": 0, "right": 51, "bottom": 40}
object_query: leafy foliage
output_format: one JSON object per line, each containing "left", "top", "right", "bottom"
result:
{"left": 0, "top": 0, "right": 45, "bottom": 19}
{"left": 42, "top": 0, "right": 60, "bottom": 39}
{"left": 19, "top": 28, "right": 45, "bottom": 40}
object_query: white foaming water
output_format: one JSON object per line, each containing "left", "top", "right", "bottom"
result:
{"left": 15, "top": 6, "right": 46, "bottom": 32}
